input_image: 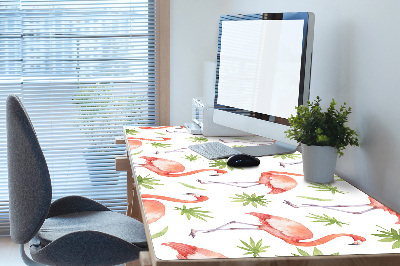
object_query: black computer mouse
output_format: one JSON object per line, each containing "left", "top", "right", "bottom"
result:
{"left": 227, "top": 154, "right": 260, "bottom": 167}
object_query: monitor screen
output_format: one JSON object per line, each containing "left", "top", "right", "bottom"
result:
{"left": 217, "top": 20, "right": 304, "bottom": 118}
{"left": 213, "top": 13, "right": 314, "bottom": 156}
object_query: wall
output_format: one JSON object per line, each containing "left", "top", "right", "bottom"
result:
{"left": 170, "top": 0, "right": 400, "bottom": 213}
{"left": 170, "top": 0, "right": 228, "bottom": 125}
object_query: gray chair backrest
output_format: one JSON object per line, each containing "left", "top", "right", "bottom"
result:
{"left": 7, "top": 94, "right": 52, "bottom": 244}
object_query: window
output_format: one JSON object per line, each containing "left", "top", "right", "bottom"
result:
{"left": 0, "top": 0, "right": 169, "bottom": 236}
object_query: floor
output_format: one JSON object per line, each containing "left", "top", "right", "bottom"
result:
{"left": 0, "top": 237, "right": 25, "bottom": 266}
{"left": 0, "top": 236, "right": 141, "bottom": 266}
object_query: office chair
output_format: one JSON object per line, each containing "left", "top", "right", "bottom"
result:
{"left": 6, "top": 94, "right": 148, "bottom": 265}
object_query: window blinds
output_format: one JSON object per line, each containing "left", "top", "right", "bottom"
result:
{"left": 0, "top": 0, "right": 159, "bottom": 236}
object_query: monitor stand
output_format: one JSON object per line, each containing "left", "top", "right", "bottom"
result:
{"left": 232, "top": 141, "right": 298, "bottom": 157}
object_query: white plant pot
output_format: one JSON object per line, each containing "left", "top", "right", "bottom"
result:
{"left": 301, "top": 144, "right": 338, "bottom": 184}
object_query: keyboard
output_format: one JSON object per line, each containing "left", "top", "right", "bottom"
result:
{"left": 188, "top": 141, "right": 243, "bottom": 160}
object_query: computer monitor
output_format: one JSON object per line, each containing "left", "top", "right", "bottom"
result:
{"left": 213, "top": 12, "right": 315, "bottom": 156}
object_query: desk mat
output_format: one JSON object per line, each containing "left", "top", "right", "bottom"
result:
{"left": 124, "top": 126, "right": 400, "bottom": 260}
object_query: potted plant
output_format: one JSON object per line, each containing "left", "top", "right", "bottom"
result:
{"left": 73, "top": 83, "right": 137, "bottom": 186}
{"left": 285, "top": 96, "right": 359, "bottom": 183}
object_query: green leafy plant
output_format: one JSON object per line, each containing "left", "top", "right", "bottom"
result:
{"left": 238, "top": 237, "right": 270, "bottom": 257}
{"left": 151, "top": 142, "right": 172, "bottom": 148}
{"left": 137, "top": 174, "right": 163, "bottom": 189}
{"left": 307, "top": 213, "right": 349, "bottom": 227}
{"left": 184, "top": 154, "right": 200, "bottom": 162}
{"left": 372, "top": 226, "right": 400, "bottom": 249}
{"left": 73, "top": 83, "right": 141, "bottom": 134}
{"left": 292, "top": 247, "right": 339, "bottom": 256}
{"left": 174, "top": 205, "right": 213, "bottom": 221}
{"left": 308, "top": 183, "right": 346, "bottom": 195}
{"left": 285, "top": 96, "right": 359, "bottom": 157}
{"left": 230, "top": 193, "right": 270, "bottom": 208}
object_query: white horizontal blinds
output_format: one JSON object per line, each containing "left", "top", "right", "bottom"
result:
{"left": 0, "top": 0, "right": 158, "bottom": 236}
{"left": 0, "top": 0, "right": 22, "bottom": 236}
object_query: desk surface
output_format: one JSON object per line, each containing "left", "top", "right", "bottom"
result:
{"left": 123, "top": 126, "right": 400, "bottom": 263}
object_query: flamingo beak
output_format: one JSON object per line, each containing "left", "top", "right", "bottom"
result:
{"left": 189, "top": 229, "right": 197, "bottom": 238}
{"left": 283, "top": 200, "right": 298, "bottom": 208}
{"left": 349, "top": 240, "right": 363, "bottom": 245}
{"left": 210, "top": 172, "right": 223, "bottom": 176}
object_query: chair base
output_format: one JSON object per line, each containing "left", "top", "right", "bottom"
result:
{"left": 20, "top": 244, "right": 45, "bottom": 266}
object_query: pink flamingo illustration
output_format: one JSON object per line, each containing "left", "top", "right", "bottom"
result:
{"left": 190, "top": 212, "right": 366, "bottom": 246}
{"left": 128, "top": 139, "right": 142, "bottom": 149}
{"left": 142, "top": 200, "right": 165, "bottom": 224}
{"left": 140, "top": 156, "right": 227, "bottom": 177}
{"left": 127, "top": 137, "right": 170, "bottom": 150}
{"left": 198, "top": 171, "right": 302, "bottom": 194}
{"left": 162, "top": 242, "right": 227, "bottom": 259}
{"left": 127, "top": 136, "right": 171, "bottom": 141}
{"left": 285, "top": 196, "right": 400, "bottom": 224}
{"left": 142, "top": 193, "right": 208, "bottom": 224}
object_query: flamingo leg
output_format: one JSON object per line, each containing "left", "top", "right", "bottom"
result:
{"left": 197, "top": 179, "right": 259, "bottom": 188}
{"left": 164, "top": 148, "right": 187, "bottom": 153}
{"left": 190, "top": 221, "right": 258, "bottom": 238}
{"left": 306, "top": 206, "right": 374, "bottom": 215}
{"left": 284, "top": 200, "right": 373, "bottom": 214}
{"left": 266, "top": 171, "right": 304, "bottom": 177}
{"left": 302, "top": 203, "right": 370, "bottom": 208}
{"left": 165, "top": 129, "right": 187, "bottom": 133}
{"left": 165, "top": 169, "right": 227, "bottom": 177}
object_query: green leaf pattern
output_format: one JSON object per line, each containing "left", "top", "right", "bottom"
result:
{"left": 307, "top": 213, "right": 349, "bottom": 227}
{"left": 372, "top": 226, "right": 400, "bottom": 249}
{"left": 231, "top": 193, "right": 270, "bottom": 208}
{"left": 151, "top": 227, "right": 168, "bottom": 239}
{"left": 308, "top": 183, "right": 346, "bottom": 194}
{"left": 178, "top": 182, "right": 206, "bottom": 191}
{"left": 137, "top": 174, "right": 163, "bottom": 189}
{"left": 273, "top": 154, "right": 302, "bottom": 160}
{"left": 292, "top": 247, "right": 339, "bottom": 256}
{"left": 209, "top": 159, "right": 241, "bottom": 171}
{"left": 237, "top": 238, "right": 270, "bottom": 257}
{"left": 174, "top": 205, "right": 213, "bottom": 221}
{"left": 297, "top": 196, "right": 333, "bottom": 201}
{"left": 184, "top": 154, "right": 200, "bottom": 162}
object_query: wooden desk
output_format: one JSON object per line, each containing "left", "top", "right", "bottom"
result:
{"left": 118, "top": 126, "right": 400, "bottom": 266}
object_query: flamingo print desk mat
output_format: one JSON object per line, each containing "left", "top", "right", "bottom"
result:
{"left": 123, "top": 126, "right": 400, "bottom": 261}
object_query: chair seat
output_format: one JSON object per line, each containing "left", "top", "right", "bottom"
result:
{"left": 37, "top": 211, "right": 147, "bottom": 248}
